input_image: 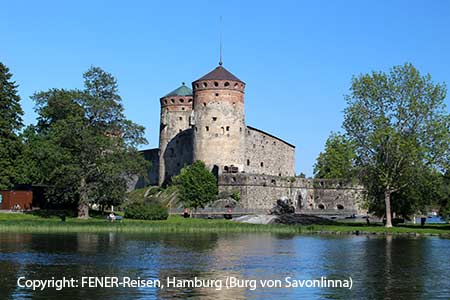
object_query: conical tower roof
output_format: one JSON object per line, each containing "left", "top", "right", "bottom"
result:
{"left": 163, "top": 83, "right": 193, "bottom": 97}
{"left": 195, "top": 65, "right": 243, "bottom": 83}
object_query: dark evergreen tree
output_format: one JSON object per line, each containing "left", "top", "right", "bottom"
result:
{"left": 0, "top": 62, "right": 24, "bottom": 190}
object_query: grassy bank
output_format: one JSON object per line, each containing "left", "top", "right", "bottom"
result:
{"left": 0, "top": 212, "right": 449, "bottom": 236}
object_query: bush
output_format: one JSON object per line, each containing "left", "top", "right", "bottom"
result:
{"left": 124, "top": 202, "right": 168, "bottom": 220}
{"left": 231, "top": 190, "right": 240, "bottom": 202}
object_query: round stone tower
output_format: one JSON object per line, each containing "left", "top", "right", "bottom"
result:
{"left": 159, "top": 83, "right": 194, "bottom": 185}
{"left": 192, "top": 65, "right": 246, "bottom": 175}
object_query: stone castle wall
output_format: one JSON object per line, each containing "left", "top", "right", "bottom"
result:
{"left": 244, "top": 126, "right": 295, "bottom": 177}
{"left": 218, "top": 173, "right": 366, "bottom": 214}
{"left": 128, "top": 148, "right": 160, "bottom": 190}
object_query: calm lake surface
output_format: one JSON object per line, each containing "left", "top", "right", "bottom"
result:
{"left": 0, "top": 232, "right": 449, "bottom": 299}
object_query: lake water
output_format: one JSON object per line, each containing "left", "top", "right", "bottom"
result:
{"left": 0, "top": 232, "right": 449, "bottom": 299}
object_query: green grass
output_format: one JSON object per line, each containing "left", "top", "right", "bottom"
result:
{"left": 0, "top": 212, "right": 448, "bottom": 235}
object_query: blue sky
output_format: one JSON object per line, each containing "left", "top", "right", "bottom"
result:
{"left": 1, "top": 0, "right": 450, "bottom": 176}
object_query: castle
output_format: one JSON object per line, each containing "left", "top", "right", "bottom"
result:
{"left": 138, "top": 64, "right": 365, "bottom": 215}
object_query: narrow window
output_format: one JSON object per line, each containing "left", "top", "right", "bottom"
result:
{"left": 214, "top": 81, "right": 219, "bottom": 87}
{"left": 247, "top": 159, "right": 250, "bottom": 166}
{"left": 212, "top": 117, "right": 217, "bottom": 121}
{"left": 203, "top": 82, "right": 207, "bottom": 87}
{"left": 215, "top": 93, "right": 219, "bottom": 96}
{"left": 179, "top": 99, "right": 184, "bottom": 103}
{"left": 203, "top": 103, "right": 206, "bottom": 107}
{"left": 318, "top": 204, "right": 325, "bottom": 210}
{"left": 206, "top": 126, "right": 209, "bottom": 131}
{"left": 226, "top": 126, "right": 230, "bottom": 131}
{"left": 224, "top": 82, "right": 230, "bottom": 87}
{"left": 171, "top": 98, "right": 175, "bottom": 103}
{"left": 260, "top": 162, "right": 264, "bottom": 167}
{"left": 179, "top": 117, "right": 182, "bottom": 121}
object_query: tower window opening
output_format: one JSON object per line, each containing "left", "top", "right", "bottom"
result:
{"left": 195, "top": 83, "right": 199, "bottom": 88}
{"left": 179, "top": 99, "right": 184, "bottom": 103}
{"left": 212, "top": 117, "right": 217, "bottom": 121}
{"left": 214, "top": 81, "right": 219, "bottom": 87}
{"left": 247, "top": 159, "right": 250, "bottom": 166}
{"left": 224, "top": 82, "right": 230, "bottom": 87}
{"left": 203, "top": 103, "right": 206, "bottom": 107}
{"left": 215, "top": 93, "right": 219, "bottom": 96}
{"left": 234, "top": 83, "right": 238, "bottom": 88}
{"left": 205, "top": 126, "right": 209, "bottom": 131}
{"left": 203, "top": 82, "right": 207, "bottom": 87}
{"left": 260, "top": 162, "right": 264, "bottom": 167}
{"left": 179, "top": 129, "right": 182, "bottom": 133}
{"left": 188, "top": 98, "right": 192, "bottom": 102}
{"left": 182, "top": 107, "right": 185, "bottom": 110}
{"left": 226, "top": 126, "right": 230, "bottom": 131}
{"left": 179, "top": 117, "right": 182, "bottom": 120}
{"left": 318, "top": 204, "right": 325, "bottom": 210}
{"left": 221, "top": 127, "right": 224, "bottom": 134}
{"left": 337, "top": 204, "right": 344, "bottom": 210}
{"left": 164, "top": 100, "right": 168, "bottom": 104}
{"left": 170, "top": 98, "right": 175, "bottom": 103}
{"left": 233, "top": 102, "right": 236, "bottom": 105}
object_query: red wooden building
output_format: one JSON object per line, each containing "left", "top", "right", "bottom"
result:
{"left": 0, "top": 190, "right": 33, "bottom": 210}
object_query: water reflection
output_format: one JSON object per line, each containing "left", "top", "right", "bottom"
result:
{"left": 0, "top": 232, "right": 448, "bottom": 299}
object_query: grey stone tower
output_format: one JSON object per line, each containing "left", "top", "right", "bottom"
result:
{"left": 192, "top": 65, "right": 246, "bottom": 175}
{"left": 158, "top": 83, "right": 194, "bottom": 185}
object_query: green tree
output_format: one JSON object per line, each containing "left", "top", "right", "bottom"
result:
{"left": 173, "top": 161, "right": 218, "bottom": 209}
{"left": 314, "top": 132, "right": 356, "bottom": 180}
{"left": 343, "top": 63, "right": 450, "bottom": 227}
{"left": 0, "top": 63, "right": 24, "bottom": 190}
{"left": 24, "top": 67, "right": 148, "bottom": 217}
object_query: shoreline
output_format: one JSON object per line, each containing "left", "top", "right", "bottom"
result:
{"left": 0, "top": 214, "right": 449, "bottom": 237}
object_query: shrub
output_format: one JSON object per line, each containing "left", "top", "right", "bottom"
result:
{"left": 231, "top": 190, "right": 240, "bottom": 202}
{"left": 124, "top": 202, "right": 168, "bottom": 220}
